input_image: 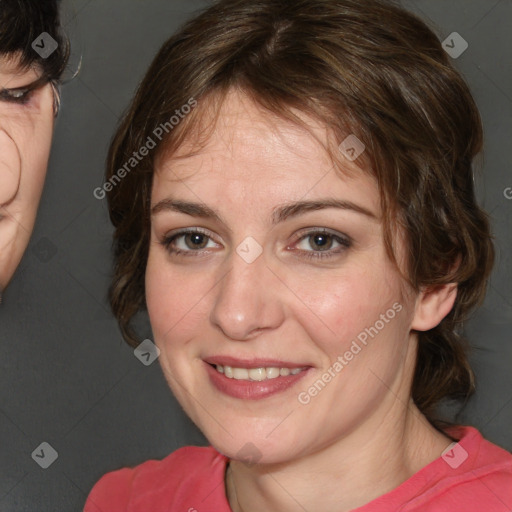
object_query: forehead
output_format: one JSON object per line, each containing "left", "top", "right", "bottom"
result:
{"left": 153, "top": 90, "right": 378, "bottom": 205}
{"left": 163, "top": 93, "right": 327, "bottom": 170}
{"left": 0, "top": 53, "right": 40, "bottom": 86}
{"left": 0, "top": 52, "right": 27, "bottom": 74}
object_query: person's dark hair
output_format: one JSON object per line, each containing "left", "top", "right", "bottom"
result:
{"left": 104, "top": 0, "right": 494, "bottom": 424}
{"left": 0, "top": 0, "right": 70, "bottom": 112}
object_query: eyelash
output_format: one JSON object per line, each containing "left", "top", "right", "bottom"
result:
{"left": 0, "top": 87, "right": 34, "bottom": 105}
{"left": 160, "top": 227, "right": 351, "bottom": 261}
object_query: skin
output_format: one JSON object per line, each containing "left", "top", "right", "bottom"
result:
{"left": 0, "top": 54, "right": 54, "bottom": 292}
{"left": 145, "top": 89, "right": 458, "bottom": 512}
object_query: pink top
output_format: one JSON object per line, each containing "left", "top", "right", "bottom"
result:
{"left": 84, "top": 426, "right": 512, "bottom": 512}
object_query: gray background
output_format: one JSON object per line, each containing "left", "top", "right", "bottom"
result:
{"left": 0, "top": 0, "right": 511, "bottom": 510}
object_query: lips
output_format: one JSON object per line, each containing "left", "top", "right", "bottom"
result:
{"left": 204, "top": 356, "right": 312, "bottom": 399}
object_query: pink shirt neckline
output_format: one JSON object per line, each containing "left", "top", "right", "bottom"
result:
{"left": 210, "top": 425, "right": 483, "bottom": 510}
{"left": 85, "top": 423, "right": 512, "bottom": 511}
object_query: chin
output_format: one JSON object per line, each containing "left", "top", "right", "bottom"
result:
{"left": 198, "top": 417, "right": 302, "bottom": 465}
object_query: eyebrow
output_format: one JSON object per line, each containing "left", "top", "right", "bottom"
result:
{"left": 151, "top": 197, "right": 378, "bottom": 226}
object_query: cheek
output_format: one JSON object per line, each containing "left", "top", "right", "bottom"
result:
{"left": 5, "top": 96, "right": 54, "bottom": 200}
{"left": 145, "top": 252, "right": 171, "bottom": 338}
{"left": 23, "top": 116, "right": 54, "bottom": 190}
{"left": 289, "top": 262, "right": 404, "bottom": 357}
{"left": 0, "top": 129, "right": 21, "bottom": 204}
{"left": 145, "top": 248, "right": 209, "bottom": 348}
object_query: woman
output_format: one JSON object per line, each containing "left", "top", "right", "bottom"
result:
{"left": 0, "top": 0, "right": 69, "bottom": 300}
{"left": 85, "top": 0, "right": 512, "bottom": 510}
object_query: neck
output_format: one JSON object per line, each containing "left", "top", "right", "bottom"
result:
{"left": 226, "top": 402, "right": 452, "bottom": 512}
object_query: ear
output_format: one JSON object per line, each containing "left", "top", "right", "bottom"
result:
{"left": 0, "top": 129, "right": 21, "bottom": 205}
{"left": 411, "top": 282, "right": 458, "bottom": 331}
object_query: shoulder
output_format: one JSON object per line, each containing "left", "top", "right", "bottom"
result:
{"left": 407, "top": 426, "right": 512, "bottom": 511}
{"left": 456, "top": 426, "right": 512, "bottom": 498}
{"left": 84, "top": 445, "right": 227, "bottom": 512}
{"left": 450, "top": 425, "right": 512, "bottom": 475}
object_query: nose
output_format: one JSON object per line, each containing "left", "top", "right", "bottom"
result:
{"left": 209, "top": 241, "right": 285, "bottom": 341}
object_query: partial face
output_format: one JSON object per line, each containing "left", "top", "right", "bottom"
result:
{"left": 146, "top": 90, "right": 419, "bottom": 464}
{"left": 0, "top": 54, "right": 54, "bottom": 291}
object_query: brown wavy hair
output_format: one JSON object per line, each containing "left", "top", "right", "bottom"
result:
{"left": 104, "top": 0, "right": 494, "bottom": 423}
{"left": 0, "top": 0, "right": 70, "bottom": 113}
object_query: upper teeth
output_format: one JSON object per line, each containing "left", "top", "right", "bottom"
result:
{"left": 215, "top": 365, "right": 304, "bottom": 381}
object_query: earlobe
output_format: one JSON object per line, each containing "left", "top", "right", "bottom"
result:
{"left": 411, "top": 282, "right": 458, "bottom": 331}
{"left": 0, "top": 129, "right": 21, "bottom": 205}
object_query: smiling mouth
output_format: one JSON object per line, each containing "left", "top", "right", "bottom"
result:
{"left": 211, "top": 364, "right": 308, "bottom": 381}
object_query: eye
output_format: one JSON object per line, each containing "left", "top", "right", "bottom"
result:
{"left": 0, "top": 87, "right": 34, "bottom": 105}
{"left": 161, "top": 228, "right": 218, "bottom": 257}
{"left": 161, "top": 227, "right": 351, "bottom": 261}
{"left": 292, "top": 228, "right": 351, "bottom": 260}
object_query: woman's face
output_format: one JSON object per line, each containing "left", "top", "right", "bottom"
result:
{"left": 0, "top": 55, "right": 54, "bottom": 291}
{"left": 146, "top": 90, "right": 422, "bottom": 464}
